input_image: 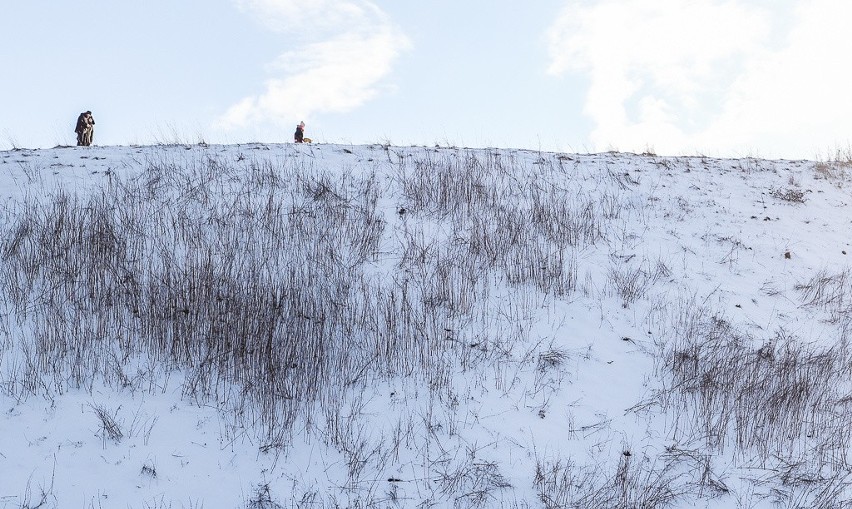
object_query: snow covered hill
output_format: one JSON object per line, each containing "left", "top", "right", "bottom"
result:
{"left": 1, "top": 142, "right": 851, "bottom": 508}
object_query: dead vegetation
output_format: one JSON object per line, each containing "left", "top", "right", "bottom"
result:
{"left": 0, "top": 145, "right": 849, "bottom": 507}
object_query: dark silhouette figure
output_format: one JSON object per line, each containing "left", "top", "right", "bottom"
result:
{"left": 75, "top": 111, "right": 95, "bottom": 146}
{"left": 294, "top": 121, "right": 305, "bottom": 143}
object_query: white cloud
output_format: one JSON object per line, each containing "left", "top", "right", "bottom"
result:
{"left": 548, "top": 0, "right": 852, "bottom": 158}
{"left": 218, "top": 0, "right": 409, "bottom": 131}
{"left": 707, "top": 2, "right": 852, "bottom": 154}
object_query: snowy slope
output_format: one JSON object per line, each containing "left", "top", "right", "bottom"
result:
{"left": 0, "top": 142, "right": 851, "bottom": 508}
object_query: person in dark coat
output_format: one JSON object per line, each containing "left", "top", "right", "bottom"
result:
{"left": 294, "top": 121, "right": 305, "bottom": 143}
{"left": 75, "top": 111, "right": 88, "bottom": 146}
{"left": 75, "top": 111, "right": 95, "bottom": 146}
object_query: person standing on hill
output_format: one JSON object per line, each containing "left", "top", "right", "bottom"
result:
{"left": 75, "top": 111, "right": 95, "bottom": 146}
{"left": 294, "top": 121, "right": 305, "bottom": 143}
{"left": 83, "top": 111, "right": 95, "bottom": 146}
{"left": 75, "top": 111, "right": 88, "bottom": 146}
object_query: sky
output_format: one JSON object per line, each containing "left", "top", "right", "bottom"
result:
{"left": 2, "top": 0, "right": 851, "bottom": 159}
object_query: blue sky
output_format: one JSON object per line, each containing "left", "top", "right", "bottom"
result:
{"left": 2, "top": 0, "right": 850, "bottom": 159}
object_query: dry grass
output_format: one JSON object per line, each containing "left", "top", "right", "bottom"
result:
{"left": 2, "top": 146, "right": 851, "bottom": 507}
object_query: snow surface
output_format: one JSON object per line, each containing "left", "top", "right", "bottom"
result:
{"left": 0, "top": 142, "right": 850, "bottom": 508}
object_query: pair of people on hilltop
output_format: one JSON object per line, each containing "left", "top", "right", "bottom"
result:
{"left": 75, "top": 111, "right": 95, "bottom": 146}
